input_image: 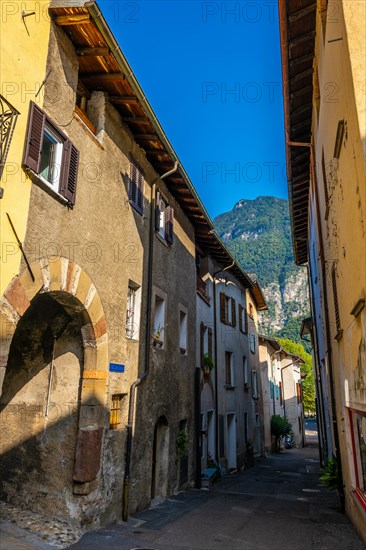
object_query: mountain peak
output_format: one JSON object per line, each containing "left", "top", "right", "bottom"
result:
{"left": 233, "top": 196, "right": 286, "bottom": 211}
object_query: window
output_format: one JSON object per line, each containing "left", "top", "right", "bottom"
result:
{"left": 22, "top": 102, "right": 79, "bottom": 205}
{"left": 126, "top": 282, "right": 141, "bottom": 340}
{"left": 153, "top": 292, "right": 166, "bottom": 348}
{"left": 155, "top": 190, "right": 174, "bottom": 243}
{"left": 220, "top": 292, "right": 236, "bottom": 326}
{"left": 225, "top": 351, "right": 234, "bottom": 387}
{"left": 243, "top": 356, "right": 248, "bottom": 388}
{"left": 331, "top": 263, "right": 343, "bottom": 340}
{"left": 252, "top": 370, "right": 258, "bottom": 399}
{"left": 109, "top": 394, "right": 126, "bottom": 429}
{"left": 200, "top": 323, "right": 213, "bottom": 367}
{"left": 129, "top": 161, "right": 144, "bottom": 214}
{"left": 350, "top": 409, "right": 366, "bottom": 501}
{"left": 179, "top": 308, "right": 187, "bottom": 354}
{"left": 249, "top": 332, "right": 256, "bottom": 353}
{"left": 239, "top": 304, "right": 248, "bottom": 334}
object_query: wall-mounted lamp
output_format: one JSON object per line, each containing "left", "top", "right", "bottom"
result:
{"left": 351, "top": 298, "right": 365, "bottom": 318}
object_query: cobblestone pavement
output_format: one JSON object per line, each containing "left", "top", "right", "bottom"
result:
{"left": 0, "top": 501, "right": 84, "bottom": 549}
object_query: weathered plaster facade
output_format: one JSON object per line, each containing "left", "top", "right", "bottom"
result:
{"left": 280, "top": 0, "right": 366, "bottom": 541}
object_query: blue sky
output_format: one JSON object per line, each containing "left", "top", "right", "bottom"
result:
{"left": 103, "top": 1, "right": 287, "bottom": 219}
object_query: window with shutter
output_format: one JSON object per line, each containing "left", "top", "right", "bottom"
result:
{"left": 331, "top": 263, "right": 342, "bottom": 339}
{"left": 220, "top": 292, "right": 226, "bottom": 323}
{"left": 208, "top": 328, "right": 213, "bottom": 360}
{"left": 22, "top": 101, "right": 79, "bottom": 206}
{"left": 231, "top": 298, "right": 236, "bottom": 327}
{"left": 155, "top": 189, "right": 174, "bottom": 244}
{"left": 129, "top": 162, "right": 144, "bottom": 214}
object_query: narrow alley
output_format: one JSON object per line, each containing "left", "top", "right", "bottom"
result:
{"left": 2, "top": 421, "right": 363, "bottom": 550}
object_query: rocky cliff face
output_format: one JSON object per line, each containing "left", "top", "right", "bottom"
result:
{"left": 214, "top": 196, "right": 310, "bottom": 341}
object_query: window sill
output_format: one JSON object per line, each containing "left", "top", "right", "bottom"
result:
{"left": 335, "top": 329, "right": 343, "bottom": 342}
{"left": 225, "top": 385, "right": 236, "bottom": 391}
{"left": 244, "top": 384, "right": 249, "bottom": 391}
{"left": 25, "top": 168, "right": 69, "bottom": 206}
{"left": 126, "top": 336, "right": 139, "bottom": 343}
{"left": 180, "top": 347, "right": 187, "bottom": 355}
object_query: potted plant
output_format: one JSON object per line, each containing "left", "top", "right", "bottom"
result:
{"left": 202, "top": 353, "right": 215, "bottom": 376}
{"left": 153, "top": 325, "right": 163, "bottom": 348}
{"left": 176, "top": 429, "right": 188, "bottom": 461}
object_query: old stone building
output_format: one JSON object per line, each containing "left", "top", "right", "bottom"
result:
{"left": 196, "top": 252, "right": 267, "bottom": 474}
{"left": 279, "top": 0, "right": 366, "bottom": 541}
{"left": 0, "top": 0, "right": 271, "bottom": 529}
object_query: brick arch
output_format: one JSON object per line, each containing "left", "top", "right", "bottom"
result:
{"left": 0, "top": 257, "right": 109, "bottom": 493}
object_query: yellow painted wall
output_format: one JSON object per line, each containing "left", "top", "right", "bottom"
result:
{"left": 0, "top": 1, "right": 51, "bottom": 294}
{"left": 313, "top": 0, "right": 366, "bottom": 541}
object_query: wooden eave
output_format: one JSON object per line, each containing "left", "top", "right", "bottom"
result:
{"left": 279, "top": 0, "right": 316, "bottom": 265}
{"left": 49, "top": 2, "right": 254, "bottom": 289}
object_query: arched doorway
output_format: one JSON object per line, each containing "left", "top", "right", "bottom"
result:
{"left": 151, "top": 416, "right": 169, "bottom": 500}
{"left": 0, "top": 293, "right": 83, "bottom": 516}
{"left": 0, "top": 258, "right": 108, "bottom": 523}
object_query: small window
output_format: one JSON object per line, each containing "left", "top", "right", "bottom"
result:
{"left": 249, "top": 332, "right": 256, "bottom": 354}
{"left": 252, "top": 370, "right": 258, "bottom": 399}
{"left": 153, "top": 293, "right": 166, "bottom": 348}
{"left": 22, "top": 101, "right": 79, "bottom": 205}
{"left": 350, "top": 410, "right": 366, "bottom": 496}
{"left": 220, "top": 292, "right": 236, "bottom": 327}
{"left": 126, "top": 282, "right": 141, "bottom": 340}
{"left": 239, "top": 304, "right": 247, "bottom": 334}
{"left": 179, "top": 308, "right": 187, "bottom": 354}
{"left": 225, "top": 351, "right": 234, "bottom": 387}
{"left": 129, "top": 161, "right": 144, "bottom": 214}
{"left": 155, "top": 190, "right": 174, "bottom": 243}
{"left": 243, "top": 356, "right": 248, "bottom": 388}
{"left": 109, "top": 394, "right": 126, "bottom": 429}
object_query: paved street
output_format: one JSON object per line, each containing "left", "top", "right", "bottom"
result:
{"left": 67, "top": 428, "right": 364, "bottom": 550}
{"left": 1, "top": 422, "right": 364, "bottom": 550}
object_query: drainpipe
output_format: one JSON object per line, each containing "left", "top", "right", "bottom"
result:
{"left": 122, "top": 161, "right": 179, "bottom": 522}
{"left": 212, "top": 261, "right": 235, "bottom": 464}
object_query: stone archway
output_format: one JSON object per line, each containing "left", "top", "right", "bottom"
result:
{"left": 0, "top": 257, "right": 109, "bottom": 512}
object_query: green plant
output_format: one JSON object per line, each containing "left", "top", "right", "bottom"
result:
{"left": 270, "top": 414, "right": 292, "bottom": 452}
{"left": 176, "top": 430, "right": 188, "bottom": 460}
{"left": 203, "top": 354, "right": 215, "bottom": 371}
{"left": 320, "top": 456, "right": 342, "bottom": 492}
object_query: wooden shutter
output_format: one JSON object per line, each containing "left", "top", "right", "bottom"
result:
{"left": 220, "top": 292, "right": 226, "bottom": 323}
{"left": 129, "top": 163, "right": 137, "bottom": 205}
{"left": 137, "top": 169, "right": 143, "bottom": 213}
{"left": 244, "top": 308, "right": 248, "bottom": 334}
{"left": 22, "top": 101, "right": 45, "bottom": 173}
{"left": 279, "top": 381, "right": 283, "bottom": 406}
{"left": 200, "top": 322, "right": 205, "bottom": 368}
{"left": 165, "top": 205, "right": 174, "bottom": 244}
{"left": 155, "top": 190, "right": 161, "bottom": 230}
{"left": 208, "top": 327, "right": 213, "bottom": 359}
{"left": 331, "top": 263, "right": 341, "bottom": 333}
{"left": 231, "top": 298, "right": 236, "bottom": 327}
{"left": 60, "top": 140, "right": 79, "bottom": 206}
{"left": 239, "top": 304, "right": 243, "bottom": 332}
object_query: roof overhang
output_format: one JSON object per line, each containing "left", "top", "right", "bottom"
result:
{"left": 49, "top": 1, "right": 253, "bottom": 289}
{"left": 249, "top": 277, "right": 268, "bottom": 311}
{"left": 278, "top": 0, "right": 316, "bottom": 265}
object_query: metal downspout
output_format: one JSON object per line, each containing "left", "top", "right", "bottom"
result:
{"left": 122, "top": 161, "right": 179, "bottom": 522}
